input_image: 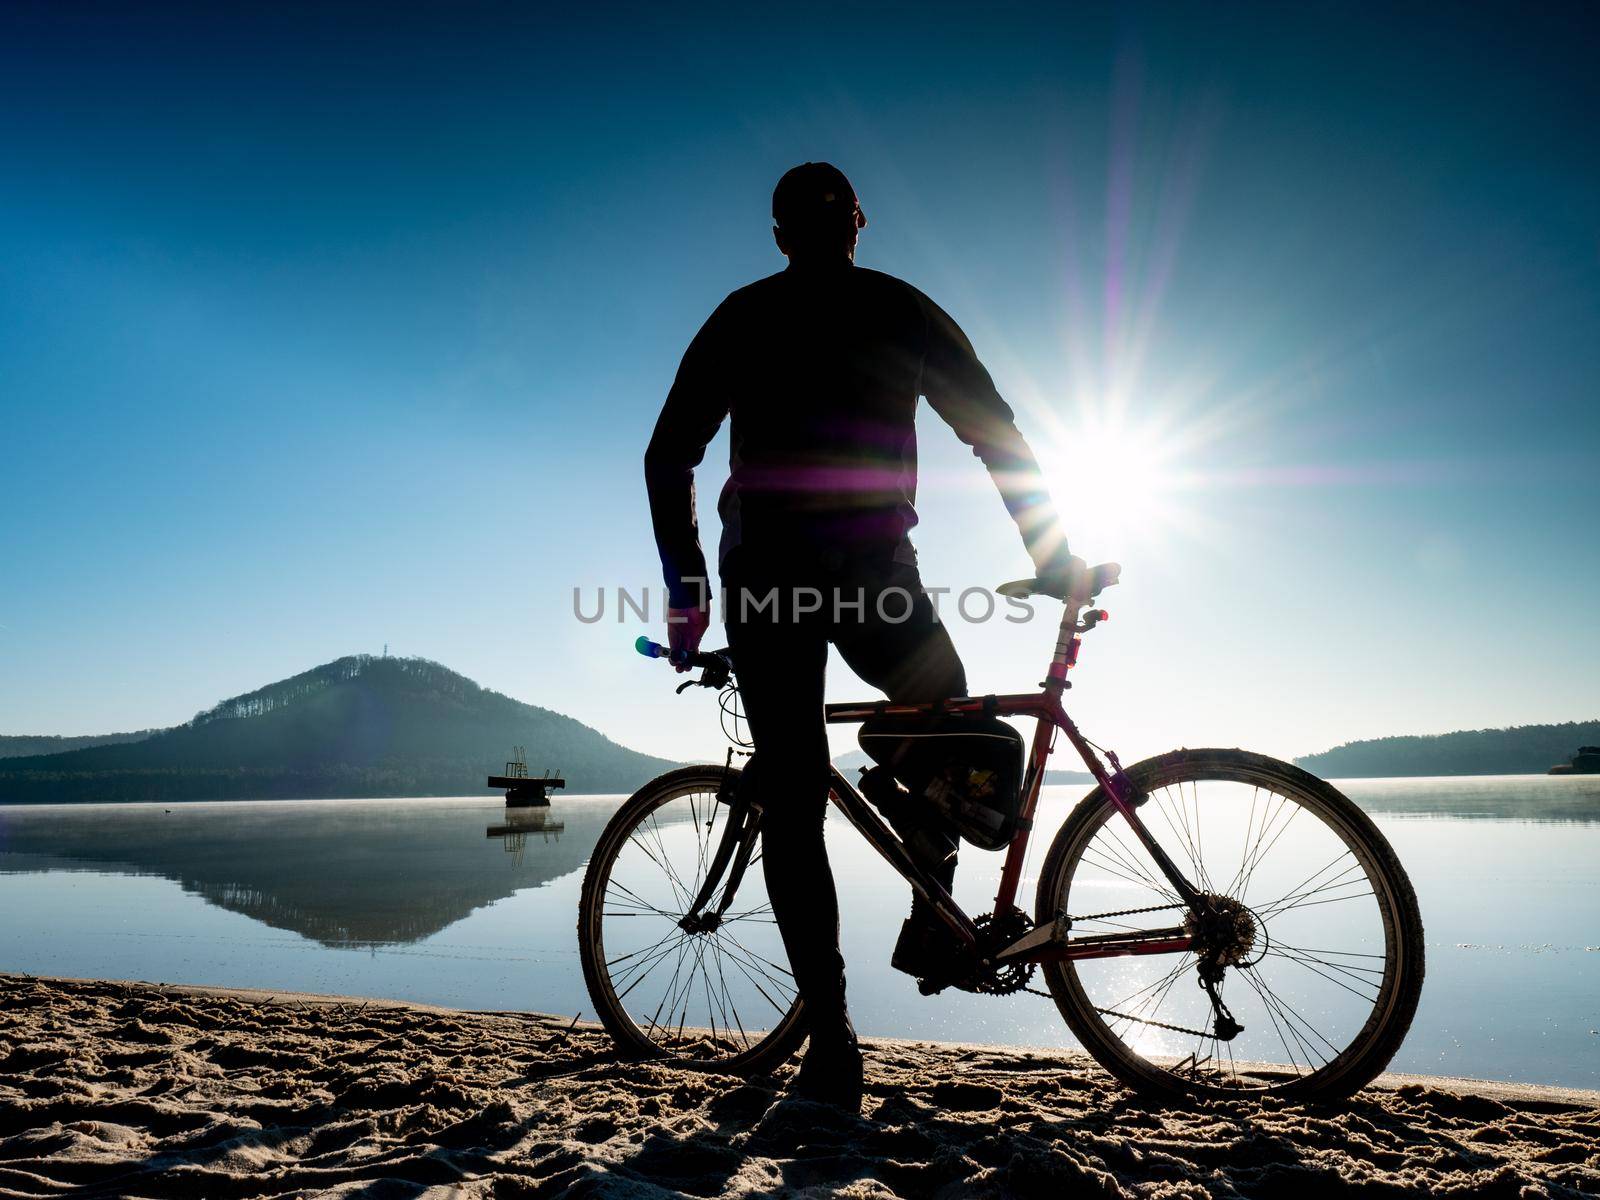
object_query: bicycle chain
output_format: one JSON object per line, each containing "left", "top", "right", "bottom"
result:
{"left": 1088, "top": 1007, "right": 1217, "bottom": 1039}
{"left": 1022, "top": 901, "right": 1216, "bottom": 1037}
{"left": 1018, "top": 902, "right": 1183, "bottom": 1002}
{"left": 1069, "top": 901, "right": 1186, "bottom": 922}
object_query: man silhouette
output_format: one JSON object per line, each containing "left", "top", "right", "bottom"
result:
{"left": 645, "top": 162, "right": 1069, "bottom": 1110}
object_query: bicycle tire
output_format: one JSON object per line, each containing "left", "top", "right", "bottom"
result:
{"left": 578, "top": 765, "right": 810, "bottom": 1074}
{"left": 1034, "top": 749, "right": 1424, "bottom": 1100}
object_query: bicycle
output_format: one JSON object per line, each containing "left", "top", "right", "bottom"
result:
{"left": 578, "top": 561, "right": 1424, "bottom": 1099}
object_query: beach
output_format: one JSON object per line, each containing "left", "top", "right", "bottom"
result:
{"left": 1, "top": 974, "right": 1596, "bottom": 1198}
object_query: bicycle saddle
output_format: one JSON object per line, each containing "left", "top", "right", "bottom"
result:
{"left": 997, "top": 558, "right": 1121, "bottom": 602}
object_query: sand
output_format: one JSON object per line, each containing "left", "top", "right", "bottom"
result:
{"left": 1, "top": 974, "right": 1596, "bottom": 1199}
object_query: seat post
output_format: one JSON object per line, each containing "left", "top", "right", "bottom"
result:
{"left": 1044, "top": 601, "right": 1085, "bottom": 690}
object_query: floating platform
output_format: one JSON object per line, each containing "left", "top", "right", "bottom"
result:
{"left": 487, "top": 775, "right": 565, "bottom": 807}
{"left": 488, "top": 748, "right": 564, "bottom": 806}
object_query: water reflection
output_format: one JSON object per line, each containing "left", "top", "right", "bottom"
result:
{"left": 1, "top": 779, "right": 1597, "bottom": 1086}
{"left": 0, "top": 777, "right": 1594, "bottom": 952}
{"left": 486, "top": 808, "right": 567, "bottom": 864}
{"left": 0, "top": 797, "right": 646, "bottom": 947}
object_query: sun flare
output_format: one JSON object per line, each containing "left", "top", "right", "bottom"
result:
{"left": 1039, "top": 414, "right": 1196, "bottom": 557}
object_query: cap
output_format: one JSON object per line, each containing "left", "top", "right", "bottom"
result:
{"left": 772, "top": 162, "right": 860, "bottom": 231}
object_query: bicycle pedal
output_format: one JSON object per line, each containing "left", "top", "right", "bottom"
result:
{"left": 916, "top": 977, "right": 948, "bottom": 996}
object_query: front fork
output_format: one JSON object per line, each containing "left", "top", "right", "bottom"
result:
{"left": 679, "top": 751, "right": 983, "bottom": 951}
{"left": 677, "top": 750, "right": 762, "bottom": 935}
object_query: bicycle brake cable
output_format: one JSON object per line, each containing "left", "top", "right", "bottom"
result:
{"left": 718, "top": 686, "right": 752, "bottom": 748}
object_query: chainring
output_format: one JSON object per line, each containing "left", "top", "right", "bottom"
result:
{"left": 963, "top": 908, "right": 1037, "bottom": 996}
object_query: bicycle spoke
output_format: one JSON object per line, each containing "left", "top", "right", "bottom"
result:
{"left": 1225, "top": 786, "right": 1262, "bottom": 899}
{"left": 647, "top": 813, "right": 696, "bottom": 906}
{"left": 713, "top": 938, "right": 795, "bottom": 1017}
{"left": 1255, "top": 861, "right": 1369, "bottom": 919}
{"left": 1139, "top": 956, "right": 1194, "bottom": 1031}
{"left": 690, "top": 790, "right": 708, "bottom": 893}
{"left": 628, "top": 827, "right": 690, "bottom": 910}
{"left": 605, "top": 878, "right": 679, "bottom": 919}
{"left": 1079, "top": 844, "right": 1174, "bottom": 899}
{"left": 1237, "top": 965, "right": 1309, "bottom": 1075}
{"left": 1251, "top": 963, "right": 1341, "bottom": 1063}
{"left": 596, "top": 781, "right": 800, "bottom": 1064}
{"left": 1271, "top": 943, "right": 1385, "bottom": 962}
{"left": 720, "top": 902, "right": 776, "bottom": 926}
{"left": 1098, "top": 955, "right": 1193, "bottom": 1030}
{"left": 613, "top": 940, "right": 686, "bottom": 1001}
{"left": 1236, "top": 794, "right": 1301, "bottom": 901}
{"left": 1189, "top": 780, "right": 1210, "bottom": 894}
{"left": 1053, "top": 762, "right": 1411, "bottom": 1097}
{"left": 1153, "top": 782, "right": 1212, "bottom": 894}
{"left": 642, "top": 936, "right": 696, "bottom": 1035}
{"left": 712, "top": 931, "right": 796, "bottom": 991}
{"left": 1265, "top": 947, "right": 1381, "bottom": 1001}
{"left": 608, "top": 925, "right": 683, "bottom": 973}
{"left": 665, "top": 932, "right": 718, "bottom": 1046}
{"left": 1250, "top": 847, "right": 1349, "bottom": 915}
{"left": 708, "top": 939, "right": 751, "bottom": 1050}
{"left": 1267, "top": 889, "right": 1375, "bottom": 914}
{"left": 1086, "top": 823, "right": 1181, "bottom": 902}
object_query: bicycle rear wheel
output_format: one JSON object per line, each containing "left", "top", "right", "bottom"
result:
{"left": 578, "top": 765, "right": 808, "bottom": 1074}
{"left": 1035, "top": 749, "right": 1424, "bottom": 1100}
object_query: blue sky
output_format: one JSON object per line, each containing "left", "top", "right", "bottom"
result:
{"left": 2, "top": 2, "right": 1596, "bottom": 764}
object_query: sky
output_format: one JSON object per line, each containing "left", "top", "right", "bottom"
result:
{"left": 1, "top": 2, "right": 1596, "bottom": 765}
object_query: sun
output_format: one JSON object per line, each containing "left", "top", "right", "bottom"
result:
{"left": 1038, "top": 415, "right": 1193, "bottom": 557}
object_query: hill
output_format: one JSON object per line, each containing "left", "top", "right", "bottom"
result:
{"left": 0, "top": 655, "right": 675, "bottom": 804}
{"left": 0, "top": 730, "right": 163, "bottom": 759}
{"left": 1294, "top": 719, "right": 1600, "bottom": 778}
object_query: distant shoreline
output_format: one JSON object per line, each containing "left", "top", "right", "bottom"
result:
{"left": 2, "top": 770, "right": 1595, "bottom": 808}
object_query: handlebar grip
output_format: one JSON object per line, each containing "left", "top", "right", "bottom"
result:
{"left": 636, "top": 637, "right": 693, "bottom": 667}
{"left": 634, "top": 637, "right": 731, "bottom": 673}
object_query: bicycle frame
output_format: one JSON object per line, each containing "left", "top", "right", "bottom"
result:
{"left": 821, "top": 688, "right": 1198, "bottom": 965}
{"left": 624, "top": 576, "right": 1420, "bottom": 1089}
{"left": 686, "top": 592, "right": 1207, "bottom": 969}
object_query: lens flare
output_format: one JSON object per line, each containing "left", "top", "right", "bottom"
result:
{"left": 1038, "top": 413, "right": 1197, "bottom": 556}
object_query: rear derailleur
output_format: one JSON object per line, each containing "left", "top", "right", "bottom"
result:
{"left": 1197, "top": 960, "right": 1244, "bottom": 1042}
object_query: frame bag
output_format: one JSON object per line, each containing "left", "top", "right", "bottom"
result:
{"left": 857, "top": 714, "right": 1026, "bottom": 851}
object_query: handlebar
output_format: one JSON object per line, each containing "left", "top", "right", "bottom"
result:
{"left": 634, "top": 636, "right": 734, "bottom": 682}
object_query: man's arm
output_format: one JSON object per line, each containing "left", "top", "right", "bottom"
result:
{"left": 916, "top": 291, "right": 1070, "bottom": 570}
{"left": 644, "top": 303, "right": 732, "bottom": 619}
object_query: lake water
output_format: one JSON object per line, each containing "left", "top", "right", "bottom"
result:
{"left": 1, "top": 776, "right": 1597, "bottom": 1089}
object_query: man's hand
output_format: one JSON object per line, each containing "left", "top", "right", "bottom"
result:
{"left": 665, "top": 604, "right": 711, "bottom": 672}
{"left": 1032, "top": 546, "right": 1084, "bottom": 589}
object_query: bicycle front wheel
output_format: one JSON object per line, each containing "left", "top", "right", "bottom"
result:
{"left": 1035, "top": 749, "right": 1424, "bottom": 1100}
{"left": 578, "top": 765, "right": 808, "bottom": 1074}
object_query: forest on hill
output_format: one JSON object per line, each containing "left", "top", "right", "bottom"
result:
{"left": 0, "top": 655, "right": 676, "bottom": 803}
{"left": 1294, "top": 720, "right": 1600, "bottom": 778}
{"left": 0, "top": 730, "right": 163, "bottom": 759}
